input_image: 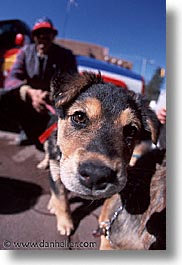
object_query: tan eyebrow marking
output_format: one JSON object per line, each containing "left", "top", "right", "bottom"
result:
{"left": 119, "top": 108, "right": 141, "bottom": 129}
{"left": 67, "top": 97, "right": 102, "bottom": 119}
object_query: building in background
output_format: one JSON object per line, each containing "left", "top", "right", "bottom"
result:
{"left": 55, "top": 38, "right": 133, "bottom": 70}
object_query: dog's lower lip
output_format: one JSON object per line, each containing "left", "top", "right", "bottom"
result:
{"left": 75, "top": 192, "right": 106, "bottom": 200}
{"left": 72, "top": 184, "right": 121, "bottom": 200}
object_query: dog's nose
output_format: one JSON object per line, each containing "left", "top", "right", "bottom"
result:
{"left": 78, "top": 161, "right": 116, "bottom": 190}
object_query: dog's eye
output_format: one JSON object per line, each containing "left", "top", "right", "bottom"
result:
{"left": 71, "top": 111, "right": 88, "bottom": 127}
{"left": 123, "top": 124, "right": 138, "bottom": 146}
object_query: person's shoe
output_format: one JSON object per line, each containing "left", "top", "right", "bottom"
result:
{"left": 15, "top": 130, "right": 33, "bottom": 146}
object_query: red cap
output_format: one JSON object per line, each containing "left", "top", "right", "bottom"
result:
{"left": 32, "top": 17, "right": 58, "bottom": 35}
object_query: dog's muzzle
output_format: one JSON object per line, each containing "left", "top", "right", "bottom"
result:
{"left": 78, "top": 160, "right": 117, "bottom": 191}
{"left": 60, "top": 149, "right": 127, "bottom": 199}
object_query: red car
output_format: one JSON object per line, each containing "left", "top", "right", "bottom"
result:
{"left": 0, "top": 19, "right": 32, "bottom": 87}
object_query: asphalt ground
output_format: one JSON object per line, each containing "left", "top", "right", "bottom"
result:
{"left": 0, "top": 131, "right": 103, "bottom": 250}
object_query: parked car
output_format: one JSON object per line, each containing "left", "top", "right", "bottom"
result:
{"left": 76, "top": 55, "right": 145, "bottom": 94}
{"left": 0, "top": 19, "right": 32, "bottom": 87}
{"left": 0, "top": 19, "right": 144, "bottom": 94}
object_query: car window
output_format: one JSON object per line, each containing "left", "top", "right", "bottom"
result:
{"left": 0, "top": 23, "right": 17, "bottom": 49}
{"left": 0, "top": 20, "right": 31, "bottom": 50}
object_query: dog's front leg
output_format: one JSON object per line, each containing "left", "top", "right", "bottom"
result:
{"left": 99, "top": 235, "right": 113, "bottom": 250}
{"left": 48, "top": 159, "right": 74, "bottom": 236}
{"left": 98, "top": 196, "right": 119, "bottom": 250}
{"left": 37, "top": 140, "right": 49, "bottom": 169}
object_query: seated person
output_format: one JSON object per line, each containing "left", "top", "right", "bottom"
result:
{"left": 0, "top": 17, "right": 77, "bottom": 149}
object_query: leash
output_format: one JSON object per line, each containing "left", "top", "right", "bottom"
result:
{"left": 38, "top": 104, "right": 57, "bottom": 144}
{"left": 38, "top": 122, "right": 57, "bottom": 144}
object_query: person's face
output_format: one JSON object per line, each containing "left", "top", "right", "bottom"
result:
{"left": 33, "top": 28, "right": 55, "bottom": 56}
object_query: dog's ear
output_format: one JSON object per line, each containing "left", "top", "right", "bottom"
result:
{"left": 129, "top": 91, "right": 160, "bottom": 144}
{"left": 51, "top": 71, "right": 103, "bottom": 118}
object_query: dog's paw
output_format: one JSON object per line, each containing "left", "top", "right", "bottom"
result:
{"left": 57, "top": 216, "right": 74, "bottom": 236}
{"left": 47, "top": 196, "right": 74, "bottom": 236}
{"left": 37, "top": 158, "right": 49, "bottom": 170}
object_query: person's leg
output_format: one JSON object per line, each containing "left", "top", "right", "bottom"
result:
{"left": 0, "top": 89, "right": 50, "bottom": 150}
{"left": 0, "top": 90, "right": 20, "bottom": 132}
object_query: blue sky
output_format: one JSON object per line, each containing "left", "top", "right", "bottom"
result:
{"left": 0, "top": 0, "right": 166, "bottom": 85}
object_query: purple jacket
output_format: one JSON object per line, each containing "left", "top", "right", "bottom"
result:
{"left": 5, "top": 43, "right": 77, "bottom": 91}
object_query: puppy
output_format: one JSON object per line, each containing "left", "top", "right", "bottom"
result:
{"left": 47, "top": 71, "right": 160, "bottom": 239}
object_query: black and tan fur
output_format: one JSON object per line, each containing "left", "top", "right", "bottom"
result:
{"left": 98, "top": 150, "right": 166, "bottom": 250}
{"left": 46, "top": 72, "right": 165, "bottom": 249}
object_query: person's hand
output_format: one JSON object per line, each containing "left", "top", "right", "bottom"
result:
{"left": 156, "top": 107, "right": 166, "bottom": 124}
{"left": 26, "top": 88, "right": 50, "bottom": 113}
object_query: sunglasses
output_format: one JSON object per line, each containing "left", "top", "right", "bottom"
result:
{"left": 33, "top": 28, "right": 54, "bottom": 37}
